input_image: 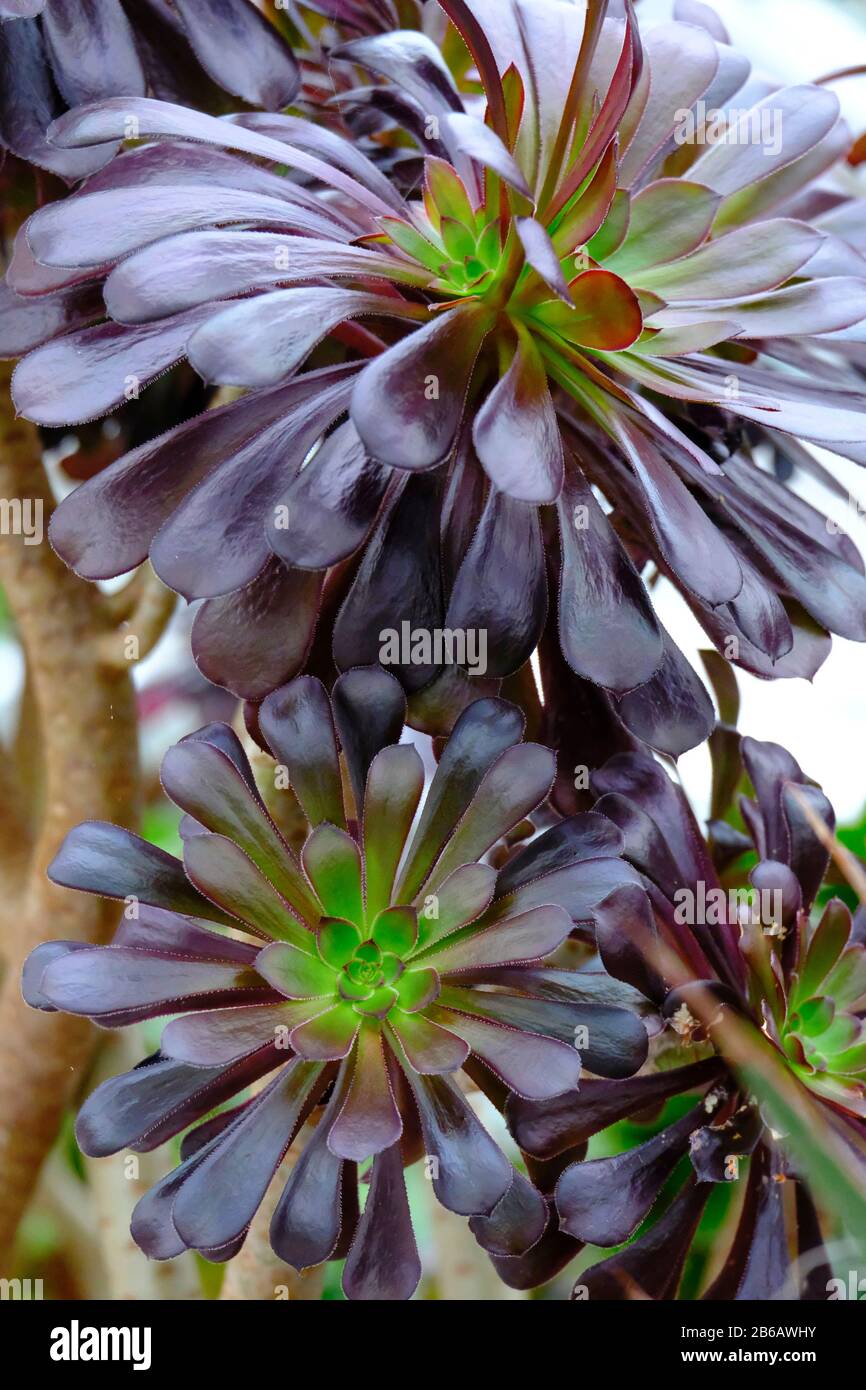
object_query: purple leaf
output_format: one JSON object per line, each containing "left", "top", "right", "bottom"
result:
{"left": 333, "top": 30, "right": 461, "bottom": 118}
{"left": 259, "top": 676, "right": 345, "bottom": 829}
{"left": 332, "top": 666, "right": 407, "bottom": 815}
{"left": 423, "top": 743, "right": 556, "bottom": 892}
{"left": 673, "top": 0, "right": 730, "bottom": 42}
{"left": 268, "top": 421, "right": 389, "bottom": 572}
{"left": 107, "top": 222, "right": 380, "bottom": 322}
{"left": 161, "top": 1003, "right": 298, "bottom": 1067}
{"left": 151, "top": 371, "right": 355, "bottom": 600}
{"left": 445, "top": 487, "right": 548, "bottom": 678}
{"left": 614, "top": 627, "right": 716, "bottom": 759}
{"left": 327, "top": 1025, "right": 402, "bottom": 1160}
{"left": 351, "top": 302, "right": 493, "bottom": 470}
{"left": 578, "top": 1178, "right": 711, "bottom": 1299}
{"left": 387, "top": 1010, "right": 469, "bottom": 1074}
{"left": 341, "top": 1142, "right": 420, "bottom": 1300}
{"left": 0, "top": 279, "right": 101, "bottom": 358}
{"left": 332, "top": 473, "right": 445, "bottom": 693}
{"left": 182, "top": 834, "right": 319, "bottom": 945}
{"left": 469, "top": 1168, "right": 547, "bottom": 1257}
{"left": 269, "top": 1071, "right": 350, "bottom": 1270}
{"left": 49, "top": 97, "right": 397, "bottom": 218}
{"left": 39, "top": 945, "right": 259, "bottom": 1018}
{"left": 29, "top": 185, "right": 347, "bottom": 273}
{"left": 508, "top": 1058, "right": 722, "bottom": 1160}
{"left": 473, "top": 331, "right": 564, "bottom": 502}
{"left": 490, "top": 1203, "right": 582, "bottom": 1290}
{"left": 48, "top": 821, "right": 235, "bottom": 927}
{"left": 636, "top": 219, "right": 823, "bottom": 300}
{"left": 48, "top": 373, "right": 328, "bottom": 581}
{"left": 497, "top": 813, "right": 624, "bottom": 894}
{"left": 172, "top": 0, "right": 300, "bottom": 111}
{"left": 557, "top": 1104, "right": 710, "bottom": 1245}
{"left": 77, "top": 1049, "right": 281, "bottom": 1157}
{"left": 592, "top": 749, "right": 714, "bottom": 887}
{"left": 689, "top": 86, "right": 841, "bottom": 197}
{"left": 396, "top": 697, "right": 524, "bottom": 901}
{"left": 400, "top": 1070, "right": 512, "bottom": 1215}
{"left": 12, "top": 307, "right": 214, "bottom": 428}
{"left": 191, "top": 557, "right": 323, "bottom": 701}
{"left": 441, "top": 112, "right": 531, "bottom": 198}
{"left": 421, "top": 904, "right": 571, "bottom": 974}
{"left": 516, "top": 217, "right": 572, "bottom": 304}
{"left": 432, "top": 1005, "right": 581, "bottom": 1099}
{"left": 40, "top": 0, "right": 146, "bottom": 107}
{"left": 171, "top": 1062, "right": 323, "bottom": 1251}
{"left": 557, "top": 465, "right": 664, "bottom": 693}
{"left": 613, "top": 413, "right": 743, "bottom": 605}
{"left": 618, "top": 21, "right": 720, "bottom": 188}
{"left": 188, "top": 287, "right": 424, "bottom": 390}
{"left": 0, "top": 18, "right": 116, "bottom": 180}
{"left": 161, "top": 735, "right": 319, "bottom": 927}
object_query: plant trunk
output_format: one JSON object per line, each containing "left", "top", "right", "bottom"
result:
{"left": 0, "top": 368, "right": 140, "bottom": 1264}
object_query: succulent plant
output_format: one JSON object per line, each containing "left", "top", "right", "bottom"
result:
{"left": 6, "top": 0, "right": 866, "bottom": 1309}
{"left": 0, "top": 0, "right": 301, "bottom": 182}
{"left": 22, "top": 671, "right": 649, "bottom": 1298}
{"left": 4, "top": 0, "right": 866, "bottom": 753}
{"left": 509, "top": 708, "right": 866, "bottom": 1300}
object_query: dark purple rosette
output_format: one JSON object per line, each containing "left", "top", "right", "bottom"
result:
{"left": 0, "top": 0, "right": 301, "bottom": 181}
{"left": 23, "top": 670, "right": 646, "bottom": 1299}
{"left": 3, "top": 1, "right": 866, "bottom": 751}
{"left": 509, "top": 700, "right": 866, "bottom": 1300}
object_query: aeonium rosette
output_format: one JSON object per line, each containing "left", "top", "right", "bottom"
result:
{"left": 5, "top": 0, "right": 866, "bottom": 753}
{"left": 22, "top": 669, "right": 647, "bottom": 1299}
{"left": 509, "top": 701, "right": 866, "bottom": 1300}
{"left": 0, "top": 0, "right": 301, "bottom": 180}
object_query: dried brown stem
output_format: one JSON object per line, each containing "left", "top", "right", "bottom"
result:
{"left": 0, "top": 368, "right": 140, "bottom": 1265}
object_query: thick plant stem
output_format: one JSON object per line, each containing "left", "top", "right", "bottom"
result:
{"left": 0, "top": 370, "right": 140, "bottom": 1265}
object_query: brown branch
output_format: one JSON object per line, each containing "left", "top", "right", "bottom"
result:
{"left": 98, "top": 564, "right": 177, "bottom": 670}
{"left": 0, "top": 366, "right": 140, "bottom": 1265}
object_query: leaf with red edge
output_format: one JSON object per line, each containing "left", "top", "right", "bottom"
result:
{"left": 605, "top": 179, "right": 721, "bottom": 277}
{"left": 533, "top": 269, "right": 643, "bottom": 350}
{"left": 550, "top": 141, "right": 618, "bottom": 258}
{"left": 516, "top": 217, "right": 573, "bottom": 304}
{"left": 424, "top": 155, "right": 476, "bottom": 229}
